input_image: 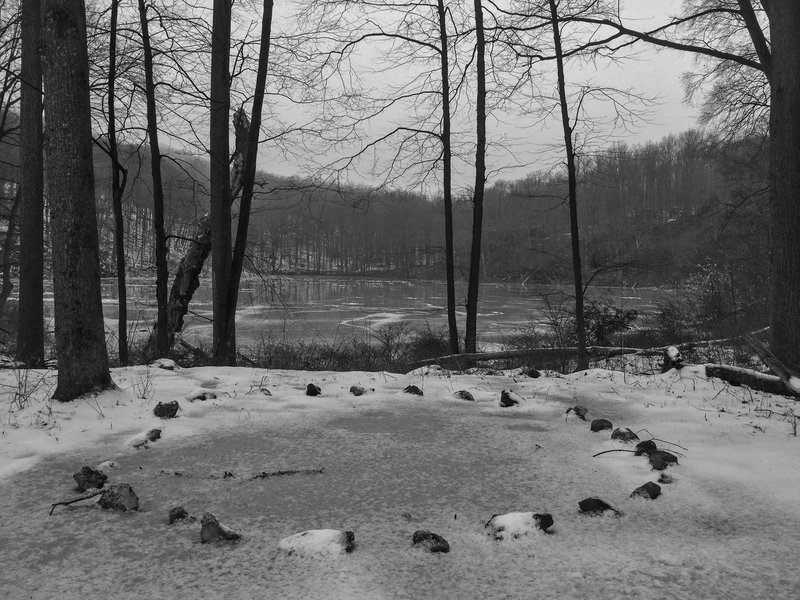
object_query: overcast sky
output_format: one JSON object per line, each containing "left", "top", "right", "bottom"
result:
{"left": 259, "top": 0, "right": 702, "bottom": 189}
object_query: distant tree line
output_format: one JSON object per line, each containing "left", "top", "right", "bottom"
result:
{"left": 1, "top": 126, "right": 765, "bottom": 288}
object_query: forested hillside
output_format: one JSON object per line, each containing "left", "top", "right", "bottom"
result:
{"left": 0, "top": 127, "right": 767, "bottom": 289}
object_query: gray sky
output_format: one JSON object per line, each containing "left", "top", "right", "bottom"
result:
{"left": 260, "top": 0, "right": 702, "bottom": 189}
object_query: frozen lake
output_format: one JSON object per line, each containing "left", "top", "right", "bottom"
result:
{"left": 89, "top": 276, "right": 665, "bottom": 348}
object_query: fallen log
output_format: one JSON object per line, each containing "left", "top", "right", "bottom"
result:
{"left": 413, "top": 329, "right": 769, "bottom": 372}
{"left": 741, "top": 333, "right": 800, "bottom": 395}
{"left": 704, "top": 364, "right": 800, "bottom": 398}
{"left": 412, "top": 346, "right": 642, "bottom": 371}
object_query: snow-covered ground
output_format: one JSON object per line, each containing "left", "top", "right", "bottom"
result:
{"left": 1, "top": 362, "right": 799, "bottom": 599}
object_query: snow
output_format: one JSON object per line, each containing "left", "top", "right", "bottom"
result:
{"left": 1, "top": 362, "right": 799, "bottom": 599}
{"left": 277, "top": 529, "right": 354, "bottom": 556}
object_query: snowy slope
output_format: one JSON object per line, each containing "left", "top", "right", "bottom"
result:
{"left": 1, "top": 363, "right": 798, "bottom": 599}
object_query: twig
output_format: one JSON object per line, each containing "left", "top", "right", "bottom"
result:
{"left": 592, "top": 449, "right": 635, "bottom": 458}
{"left": 250, "top": 468, "right": 324, "bottom": 480}
{"left": 635, "top": 429, "right": 689, "bottom": 451}
{"left": 49, "top": 490, "right": 105, "bottom": 516}
{"left": 157, "top": 467, "right": 325, "bottom": 480}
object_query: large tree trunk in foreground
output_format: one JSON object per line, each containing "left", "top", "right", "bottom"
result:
{"left": 766, "top": 3, "right": 800, "bottom": 371}
{"left": 42, "top": 0, "right": 112, "bottom": 400}
{"left": 16, "top": 0, "right": 45, "bottom": 366}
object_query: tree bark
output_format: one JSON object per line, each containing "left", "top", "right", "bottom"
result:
{"left": 764, "top": 3, "right": 800, "bottom": 370}
{"left": 164, "top": 216, "right": 211, "bottom": 348}
{"left": 465, "top": 0, "right": 486, "bottom": 354}
{"left": 224, "top": 0, "right": 274, "bottom": 344}
{"left": 437, "top": 0, "right": 459, "bottom": 355}
{"left": 0, "top": 185, "right": 20, "bottom": 314}
{"left": 108, "top": 0, "right": 128, "bottom": 365}
{"left": 210, "top": 0, "right": 234, "bottom": 365}
{"left": 16, "top": 0, "right": 44, "bottom": 366}
{"left": 549, "top": 0, "right": 587, "bottom": 370}
{"left": 41, "top": 0, "right": 112, "bottom": 400}
{"left": 138, "top": 0, "right": 169, "bottom": 358}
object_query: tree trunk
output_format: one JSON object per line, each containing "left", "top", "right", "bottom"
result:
{"left": 0, "top": 185, "right": 20, "bottom": 314}
{"left": 210, "top": 0, "right": 234, "bottom": 365}
{"left": 138, "top": 0, "right": 169, "bottom": 358}
{"left": 149, "top": 112, "right": 250, "bottom": 353}
{"left": 41, "top": 0, "right": 112, "bottom": 400}
{"left": 465, "top": 0, "right": 486, "bottom": 354}
{"left": 549, "top": 0, "right": 587, "bottom": 370}
{"left": 225, "top": 0, "right": 274, "bottom": 342}
{"left": 165, "top": 216, "right": 211, "bottom": 348}
{"left": 108, "top": 0, "right": 128, "bottom": 365}
{"left": 765, "top": 3, "right": 800, "bottom": 370}
{"left": 437, "top": 0, "right": 459, "bottom": 355}
{"left": 16, "top": 0, "right": 44, "bottom": 367}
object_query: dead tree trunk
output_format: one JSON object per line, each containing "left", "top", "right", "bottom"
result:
{"left": 164, "top": 216, "right": 211, "bottom": 349}
{"left": 146, "top": 112, "right": 250, "bottom": 353}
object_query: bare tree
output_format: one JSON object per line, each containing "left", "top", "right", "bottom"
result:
{"left": 224, "top": 0, "right": 275, "bottom": 347}
{"left": 137, "top": 0, "right": 169, "bottom": 358}
{"left": 547, "top": 0, "right": 586, "bottom": 369}
{"left": 16, "top": 0, "right": 44, "bottom": 366}
{"left": 210, "top": 0, "right": 234, "bottom": 364}
{"left": 0, "top": 0, "right": 20, "bottom": 317}
{"left": 41, "top": 0, "right": 112, "bottom": 399}
{"left": 464, "top": 0, "right": 486, "bottom": 353}
{"left": 107, "top": 0, "right": 129, "bottom": 364}
{"left": 565, "top": 2, "right": 800, "bottom": 368}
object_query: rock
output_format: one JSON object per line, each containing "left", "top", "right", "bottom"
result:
{"left": 403, "top": 385, "right": 423, "bottom": 396}
{"left": 485, "top": 512, "right": 554, "bottom": 540}
{"left": 306, "top": 383, "right": 322, "bottom": 396}
{"left": 611, "top": 427, "right": 639, "bottom": 443}
{"left": 200, "top": 513, "right": 241, "bottom": 543}
{"left": 499, "top": 390, "right": 519, "bottom": 407}
{"left": 98, "top": 483, "right": 139, "bottom": 511}
{"left": 567, "top": 406, "right": 588, "bottom": 420}
{"left": 73, "top": 466, "right": 108, "bottom": 492}
{"left": 153, "top": 400, "right": 179, "bottom": 419}
{"left": 412, "top": 530, "right": 450, "bottom": 553}
{"left": 259, "top": 387, "right": 272, "bottom": 396}
{"left": 277, "top": 529, "right": 355, "bottom": 556}
{"left": 631, "top": 481, "right": 662, "bottom": 499}
{"left": 658, "top": 473, "right": 674, "bottom": 484}
{"left": 649, "top": 450, "right": 679, "bottom": 471}
{"left": 578, "top": 497, "right": 620, "bottom": 516}
{"left": 661, "top": 346, "right": 684, "bottom": 372}
{"left": 186, "top": 389, "right": 217, "bottom": 402}
{"left": 453, "top": 390, "right": 475, "bottom": 401}
{"left": 635, "top": 439, "right": 658, "bottom": 456}
{"left": 95, "top": 460, "right": 120, "bottom": 471}
{"left": 168, "top": 506, "right": 189, "bottom": 524}
{"left": 152, "top": 358, "right": 178, "bottom": 370}
{"left": 525, "top": 368, "right": 541, "bottom": 378}
{"left": 590, "top": 418, "right": 613, "bottom": 432}
{"left": 534, "top": 513, "right": 554, "bottom": 532}
{"left": 146, "top": 428, "right": 162, "bottom": 442}
{"left": 349, "top": 385, "right": 367, "bottom": 396}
